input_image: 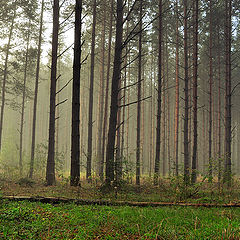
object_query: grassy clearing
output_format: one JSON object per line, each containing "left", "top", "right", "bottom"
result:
{"left": 1, "top": 200, "right": 240, "bottom": 239}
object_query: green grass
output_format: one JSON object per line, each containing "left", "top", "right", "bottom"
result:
{"left": 1, "top": 200, "right": 240, "bottom": 239}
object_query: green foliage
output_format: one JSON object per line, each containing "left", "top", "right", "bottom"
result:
{"left": 168, "top": 175, "right": 206, "bottom": 201}
{"left": 33, "top": 143, "right": 65, "bottom": 178}
{"left": 1, "top": 200, "right": 240, "bottom": 239}
{"left": 16, "top": 178, "right": 36, "bottom": 187}
{"left": 0, "top": 136, "right": 19, "bottom": 178}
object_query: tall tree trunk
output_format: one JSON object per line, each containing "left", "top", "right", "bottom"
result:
{"left": 208, "top": 0, "right": 213, "bottom": 181}
{"left": 191, "top": 0, "right": 199, "bottom": 184}
{"left": 115, "top": 79, "right": 122, "bottom": 181}
{"left": 46, "top": 0, "right": 60, "bottom": 185}
{"left": 183, "top": 0, "right": 190, "bottom": 184}
{"left": 136, "top": 0, "right": 143, "bottom": 186}
{"left": 105, "top": 0, "right": 124, "bottom": 186}
{"left": 174, "top": 0, "right": 179, "bottom": 176}
{"left": 154, "top": 0, "right": 163, "bottom": 185}
{"left": 29, "top": 0, "right": 44, "bottom": 179}
{"left": 19, "top": 24, "right": 31, "bottom": 176}
{"left": 0, "top": 4, "right": 16, "bottom": 151}
{"left": 87, "top": 0, "right": 97, "bottom": 180}
{"left": 217, "top": 25, "right": 222, "bottom": 184}
{"left": 101, "top": 0, "right": 114, "bottom": 181}
{"left": 71, "top": 0, "right": 82, "bottom": 186}
{"left": 97, "top": 6, "right": 106, "bottom": 176}
{"left": 224, "top": 0, "right": 232, "bottom": 186}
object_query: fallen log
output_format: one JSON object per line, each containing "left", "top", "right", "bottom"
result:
{"left": 2, "top": 196, "right": 240, "bottom": 208}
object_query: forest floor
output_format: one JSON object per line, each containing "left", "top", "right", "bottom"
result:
{"left": 1, "top": 176, "right": 240, "bottom": 204}
{"left": 1, "top": 199, "right": 240, "bottom": 239}
{"left": 1, "top": 177, "right": 240, "bottom": 239}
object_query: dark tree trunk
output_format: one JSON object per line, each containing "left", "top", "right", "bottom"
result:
{"left": 191, "top": 0, "right": 199, "bottom": 184}
{"left": 174, "top": 1, "right": 180, "bottom": 177}
{"left": 208, "top": 0, "right": 213, "bottom": 181}
{"left": 115, "top": 79, "right": 122, "bottom": 181}
{"left": 71, "top": 0, "right": 82, "bottom": 186}
{"left": 136, "top": 0, "right": 143, "bottom": 186}
{"left": 29, "top": 0, "right": 44, "bottom": 179}
{"left": 183, "top": 0, "right": 190, "bottom": 184}
{"left": 101, "top": 0, "right": 113, "bottom": 181}
{"left": 217, "top": 25, "right": 222, "bottom": 184}
{"left": 154, "top": 0, "right": 163, "bottom": 186}
{"left": 105, "top": 0, "right": 124, "bottom": 185}
{"left": 46, "top": 0, "right": 60, "bottom": 185}
{"left": 224, "top": 0, "right": 232, "bottom": 186}
{"left": 87, "top": 0, "right": 97, "bottom": 180}
{"left": 0, "top": 5, "right": 16, "bottom": 151}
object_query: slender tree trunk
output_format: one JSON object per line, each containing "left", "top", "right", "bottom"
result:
{"left": 136, "top": 0, "right": 143, "bottom": 186}
{"left": 224, "top": 0, "right": 232, "bottom": 186}
{"left": 217, "top": 25, "right": 222, "bottom": 184}
{"left": 29, "top": 0, "right": 44, "bottom": 179}
{"left": 46, "top": 0, "right": 60, "bottom": 185}
{"left": 191, "top": 0, "right": 199, "bottom": 184}
{"left": 0, "top": 5, "right": 16, "bottom": 151}
{"left": 162, "top": 57, "right": 166, "bottom": 177}
{"left": 115, "top": 79, "right": 122, "bottom": 181}
{"left": 101, "top": 0, "right": 114, "bottom": 181}
{"left": 87, "top": 0, "right": 97, "bottom": 180}
{"left": 19, "top": 25, "right": 31, "bottom": 176}
{"left": 105, "top": 0, "right": 124, "bottom": 186}
{"left": 208, "top": 0, "right": 213, "bottom": 181}
{"left": 71, "top": 0, "right": 82, "bottom": 186}
{"left": 183, "top": 0, "right": 190, "bottom": 184}
{"left": 154, "top": 0, "right": 163, "bottom": 185}
{"left": 174, "top": 0, "right": 179, "bottom": 176}
{"left": 97, "top": 6, "right": 106, "bottom": 176}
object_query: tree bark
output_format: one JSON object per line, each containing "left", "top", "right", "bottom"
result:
{"left": 97, "top": 6, "right": 106, "bottom": 177}
{"left": 191, "top": 0, "right": 199, "bottom": 184}
{"left": 224, "top": 0, "right": 232, "bottom": 186}
{"left": 183, "top": 0, "right": 190, "bottom": 184}
{"left": 70, "top": 0, "right": 82, "bottom": 186}
{"left": 29, "top": 0, "right": 44, "bottom": 179}
{"left": 101, "top": 0, "right": 114, "bottom": 181}
{"left": 174, "top": 0, "right": 180, "bottom": 177}
{"left": 208, "top": 0, "right": 213, "bottom": 181}
{"left": 46, "top": 0, "right": 60, "bottom": 185}
{"left": 19, "top": 23, "right": 31, "bottom": 176}
{"left": 136, "top": 0, "right": 143, "bottom": 186}
{"left": 105, "top": 0, "right": 124, "bottom": 186}
{"left": 154, "top": 0, "right": 163, "bottom": 186}
{"left": 87, "top": 0, "right": 97, "bottom": 181}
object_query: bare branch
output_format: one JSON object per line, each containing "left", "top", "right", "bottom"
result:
{"left": 119, "top": 96, "right": 151, "bottom": 108}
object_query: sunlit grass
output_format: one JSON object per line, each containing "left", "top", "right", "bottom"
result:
{"left": 1, "top": 200, "right": 240, "bottom": 239}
